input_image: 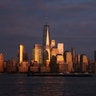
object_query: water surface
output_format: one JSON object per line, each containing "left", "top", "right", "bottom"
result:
{"left": 0, "top": 73, "right": 96, "bottom": 96}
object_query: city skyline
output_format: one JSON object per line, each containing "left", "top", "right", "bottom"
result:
{"left": 0, "top": 0, "right": 96, "bottom": 60}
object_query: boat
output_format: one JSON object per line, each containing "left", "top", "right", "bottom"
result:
{"left": 27, "top": 72, "right": 93, "bottom": 77}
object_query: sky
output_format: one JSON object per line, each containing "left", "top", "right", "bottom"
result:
{"left": 0, "top": 0, "right": 96, "bottom": 60}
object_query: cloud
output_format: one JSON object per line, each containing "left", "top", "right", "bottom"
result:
{"left": 0, "top": 0, "right": 96, "bottom": 59}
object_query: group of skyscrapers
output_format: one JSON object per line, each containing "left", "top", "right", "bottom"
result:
{"left": 0, "top": 21, "right": 96, "bottom": 73}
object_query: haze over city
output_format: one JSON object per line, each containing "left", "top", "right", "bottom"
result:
{"left": 0, "top": 0, "right": 96, "bottom": 60}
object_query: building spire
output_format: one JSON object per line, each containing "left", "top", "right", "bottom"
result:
{"left": 46, "top": 27, "right": 49, "bottom": 46}
{"left": 46, "top": 16, "right": 48, "bottom": 25}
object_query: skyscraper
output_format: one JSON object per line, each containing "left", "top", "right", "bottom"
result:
{"left": 57, "top": 43, "right": 64, "bottom": 55}
{"left": 19, "top": 44, "right": 24, "bottom": 64}
{"left": 32, "top": 44, "right": 43, "bottom": 64}
{"left": 43, "top": 23, "right": 50, "bottom": 48}
{"left": 42, "top": 21, "right": 50, "bottom": 65}
{"left": 50, "top": 40, "right": 56, "bottom": 48}
{"left": 0, "top": 53, "right": 4, "bottom": 72}
{"left": 64, "top": 51, "right": 73, "bottom": 72}
{"left": 71, "top": 48, "right": 75, "bottom": 63}
{"left": 80, "top": 54, "right": 89, "bottom": 72}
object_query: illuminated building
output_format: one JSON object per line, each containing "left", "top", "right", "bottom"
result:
{"left": 42, "top": 21, "right": 50, "bottom": 65}
{"left": 18, "top": 44, "right": 29, "bottom": 72}
{"left": 19, "top": 61, "right": 28, "bottom": 72}
{"left": 80, "top": 54, "right": 89, "bottom": 72}
{"left": 94, "top": 50, "right": 96, "bottom": 73}
{"left": 46, "top": 27, "right": 50, "bottom": 65}
{"left": 0, "top": 53, "right": 4, "bottom": 72}
{"left": 56, "top": 54, "right": 65, "bottom": 73}
{"left": 57, "top": 54, "right": 64, "bottom": 64}
{"left": 75, "top": 54, "right": 81, "bottom": 72}
{"left": 19, "top": 44, "right": 24, "bottom": 64}
{"left": 50, "top": 40, "right": 56, "bottom": 48}
{"left": 32, "top": 44, "right": 43, "bottom": 64}
{"left": 5, "top": 58, "right": 17, "bottom": 72}
{"left": 40, "top": 66, "right": 50, "bottom": 72}
{"left": 11, "top": 58, "right": 17, "bottom": 72}
{"left": 57, "top": 43, "right": 64, "bottom": 55}
{"left": 65, "top": 51, "right": 73, "bottom": 72}
{"left": 50, "top": 47, "right": 58, "bottom": 57}
{"left": 71, "top": 48, "right": 75, "bottom": 63}
{"left": 29, "top": 66, "right": 39, "bottom": 72}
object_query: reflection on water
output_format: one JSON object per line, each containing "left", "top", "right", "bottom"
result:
{"left": 0, "top": 73, "right": 96, "bottom": 96}
{"left": 37, "top": 77, "right": 65, "bottom": 96}
{"left": 15, "top": 75, "right": 27, "bottom": 96}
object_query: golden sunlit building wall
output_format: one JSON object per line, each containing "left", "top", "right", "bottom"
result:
{"left": 65, "top": 51, "right": 73, "bottom": 72}
{"left": 45, "top": 28, "right": 50, "bottom": 65}
{"left": 19, "top": 44, "right": 24, "bottom": 64}
{"left": 40, "top": 66, "right": 50, "bottom": 72}
{"left": 19, "top": 61, "right": 28, "bottom": 73}
{"left": 75, "top": 54, "right": 81, "bottom": 72}
{"left": 80, "top": 54, "right": 89, "bottom": 72}
{"left": 0, "top": 53, "right": 4, "bottom": 72}
{"left": 50, "top": 40, "right": 56, "bottom": 48}
{"left": 57, "top": 43, "right": 64, "bottom": 55}
{"left": 32, "top": 44, "right": 43, "bottom": 64}
{"left": 56, "top": 54, "right": 65, "bottom": 73}
{"left": 42, "top": 22, "right": 50, "bottom": 65}
{"left": 57, "top": 54, "right": 64, "bottom": 64}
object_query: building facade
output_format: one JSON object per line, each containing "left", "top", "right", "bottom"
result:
{"left": 0, "top": 53, "right": 4, "bottom": 72}
{"left": 19, "top": 44, "right": 24, "bottom": 64}
{"left": 42, "top": 22, "right": 50, "bottom": 65}
{"left": 32, "top": 44, "right": 43, "bottom": 64}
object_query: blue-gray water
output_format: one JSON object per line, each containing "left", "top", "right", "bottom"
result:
{"left": 0, "top": 73, "right": 96, "bottom": 96}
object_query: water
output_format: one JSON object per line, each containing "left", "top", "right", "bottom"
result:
{"left": 0, "top": 73, "right": 96, "bottom": 96}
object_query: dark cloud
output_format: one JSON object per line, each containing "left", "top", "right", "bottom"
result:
{"left": 0, "top": 0, "right": 96, "bottom": 59}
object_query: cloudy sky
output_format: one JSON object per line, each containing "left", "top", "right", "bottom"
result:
{"left": 0, "top": 0, "right": 96, "bottom": 60}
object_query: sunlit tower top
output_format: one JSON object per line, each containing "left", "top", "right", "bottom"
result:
{"left": 19, "top": 44, "right": 24, "bottom": 64}
{"left": 42, "top": 17, "right": 50, "bottom": 65}
{"left": 43, "top": 17, "right": 50, "bottom": 48}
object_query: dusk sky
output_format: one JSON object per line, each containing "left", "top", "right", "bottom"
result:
{"left": 0, "top": 0, "right": 96, "bottom": 60}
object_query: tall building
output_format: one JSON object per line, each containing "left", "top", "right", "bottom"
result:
{"left": 57, "top": 43, "right": 64, "bottom": 55}
{"left": 71, "top": 48, "right": 75, "bottom": 63}
{"left": 19, "top": 44, "right": 24, "bottom": 64}
{"left": 57, "top": 54, "right": 64, "bottom": 64}
{"left": 50, "top": 40, "right": 56, "bottom": 48}
{"left": 50, "top": 47, "right": 58, "bottom": 57}
{"left": 43, "top": 22, "right": 50, "bottom": 48}
{"left": 94, "top": 50, "right": 96, "bottom": 62}
{"left": 64, "top": 51, "right": 73, "bottom": 72}
{"left": 75, "top": 54, "right": 81, "bottom": 72}
{"left": 80, "top": 54, "right": 89, "bottom": 72}
{"left": 32, "top": 44, "right": 43, "bottom": 64}
{"left": 42, "top": 22, "right": 50, "bottom": 65}
{"left": 0, "top": 53, "right": 4, "bottom": 72}
{"left": 76, "top": 54, "right": 81, "bottom": 64}
{"left": 94, "top": 50, "right": 96, "bottom": 73}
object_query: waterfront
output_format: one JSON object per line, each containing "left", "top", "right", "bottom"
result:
{"left": 0, "top": 73, "right": 96, "bottom": 96}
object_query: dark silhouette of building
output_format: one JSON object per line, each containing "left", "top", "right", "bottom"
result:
{"left": 49, "top": 56, "right": 59, "bottom": 73}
